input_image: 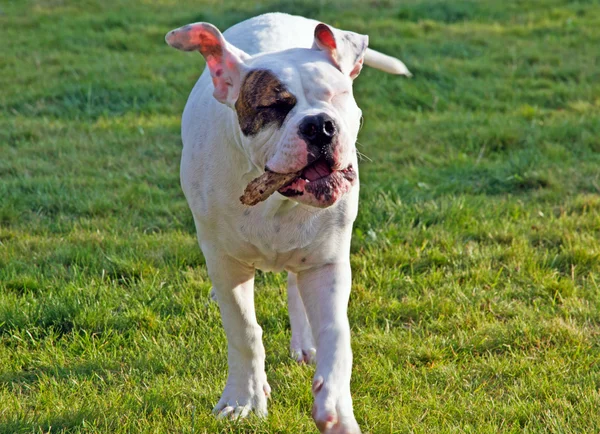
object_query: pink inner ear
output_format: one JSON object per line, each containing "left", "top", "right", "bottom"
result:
{"left": 168, "top": 22, "right": 245, "bottom": 104}
{"left": 206, "top": 56, "right": 221, "bottom": 71}
{"left": 315, "top": 25, "right": 337, "bottom": 50}
{"left": 191, "top": 28, "right": 224, "bottom": 59}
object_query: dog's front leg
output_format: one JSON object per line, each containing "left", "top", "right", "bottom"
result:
{"left": 205, "top": 252, "right": 270, "bottom": 419}
{"left": 297, "top": 263, "right": 360, "bottom": 434}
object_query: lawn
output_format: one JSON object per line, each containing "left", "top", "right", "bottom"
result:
{"left": 1, "top": 0, "right": 600, "bottom": 432}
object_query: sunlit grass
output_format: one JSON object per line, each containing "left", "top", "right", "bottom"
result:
{"left": 1, "top": 0, "right": 599, "bottom": 432}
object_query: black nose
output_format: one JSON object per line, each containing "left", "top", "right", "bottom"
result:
{"left": 298, "top": 113, "right": 337, "bottom": 148}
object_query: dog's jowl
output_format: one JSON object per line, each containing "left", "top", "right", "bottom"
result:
{"left": 165, "top": 12, "right": 410, "bottom": 434}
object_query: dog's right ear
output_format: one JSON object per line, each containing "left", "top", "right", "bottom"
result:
{"left": 313, "top": 23, "right": 368, "bottom": 80}
{"left": 166, "top": 23, "right": 249, "bottom": 106}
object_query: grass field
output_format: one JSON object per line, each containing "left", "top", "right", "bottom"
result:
{"left": 1, "top": 0, "right": 600, "bottom": 432}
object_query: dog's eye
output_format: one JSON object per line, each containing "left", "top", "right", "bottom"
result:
{"left": 257, "top": 99, "right": 293, "bottom": 111}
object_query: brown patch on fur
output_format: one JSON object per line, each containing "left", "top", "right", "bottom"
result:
{"left": 235, "top": 69, "right": 297, "bottom": 136}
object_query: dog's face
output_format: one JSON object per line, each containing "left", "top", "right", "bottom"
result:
{"left": 166, "top": 23, "right": 368, "bottom": 208}
{"left": 235, "top": 50, "right": 361, "bottom": 207}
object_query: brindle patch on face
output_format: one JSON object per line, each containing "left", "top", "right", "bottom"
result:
{"left": 235, "top": 69, "right": 297, "bottom": 136}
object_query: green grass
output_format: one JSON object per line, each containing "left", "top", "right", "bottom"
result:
{"left": 1, "top": 0, "right": 600, "bottom": 432}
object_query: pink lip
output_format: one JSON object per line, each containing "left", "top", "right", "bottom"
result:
{"left": 278, "top": 158, "right": 356, "bottom": 207}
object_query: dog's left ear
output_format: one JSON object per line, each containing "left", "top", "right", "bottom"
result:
{"left": 313, "top": 23, "right": 368, "bottom": 80}
{"left": 166, "top": 23, "right": 249, "bottom": 105}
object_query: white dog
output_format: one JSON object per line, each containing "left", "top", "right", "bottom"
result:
{"left": 165, "top": 12, "right": 409, "bottom": 433}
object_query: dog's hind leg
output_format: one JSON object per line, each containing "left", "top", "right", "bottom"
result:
{"left": 287, "top": 272, "right": 316, "bottom": 364}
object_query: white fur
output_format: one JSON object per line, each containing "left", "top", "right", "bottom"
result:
{"left": 173, "top": 12, "right": 409, "bottom": 433}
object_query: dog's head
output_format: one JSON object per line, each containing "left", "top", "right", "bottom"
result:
{"left": 166, "top": 22, "right": 368, "bottom": 208}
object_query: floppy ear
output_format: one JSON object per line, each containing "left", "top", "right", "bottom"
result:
{"left": 313, "top": 23, "right": 368, "bottom": 80}
{"left": 165, "top": 23, "right": 249, "bottom": 105}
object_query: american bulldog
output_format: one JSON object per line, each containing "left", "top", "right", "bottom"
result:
{"left": 165, "top": 12, "right": 410, "bottom": 433}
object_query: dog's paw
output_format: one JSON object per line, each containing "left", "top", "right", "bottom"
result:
{"left": 291, "top": 346, "right": 316, "bottom": 364}
{"left": 311, "top": 377, "right": 360, "bottom": 434}
{"left": 290, "top": 325, "right": 316, "bottom": 364}
{"left": 213, "top": 375, "right": 271, "bottom": 419}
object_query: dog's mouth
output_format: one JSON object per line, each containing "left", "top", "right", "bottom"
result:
{"left": 277, "top": 157, "right": 356, "bottom": 207}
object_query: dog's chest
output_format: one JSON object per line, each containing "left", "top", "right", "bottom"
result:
{"left": 224, "top": 203, "right": 348, "bottom": 272}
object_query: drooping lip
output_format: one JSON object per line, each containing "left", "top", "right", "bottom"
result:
{"left": 277, "top": 157, "right": 356, "bottom": 200}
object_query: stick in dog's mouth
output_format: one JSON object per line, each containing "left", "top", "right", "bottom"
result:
{"left": 239, "top": 157, "right": 355, "bottom": 206}
{"left": 239, "top": 170, "right": 300, "bottom": 206}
